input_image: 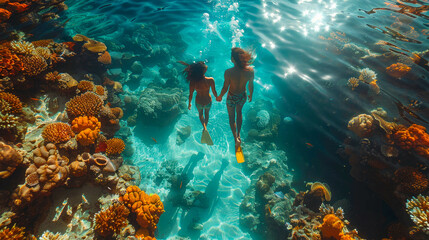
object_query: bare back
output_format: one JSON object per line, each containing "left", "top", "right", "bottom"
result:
{"left": 191, "top": 77, "right": 215, "bottom": 105}
{"left": 225, "top": 67, "right": 254, "bottom": 95}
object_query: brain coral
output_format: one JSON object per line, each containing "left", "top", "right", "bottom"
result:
{"left": 386, "top": 63, "right": 411, "bottom": 79}
{"left": 0, "top": 47, "right": 23, "bottom": 77}
{"left": 0, "top": 225, "right": 26, "bottom": 239}
{"left": 77, "top": 80, "right": 95, "bottom": 93}
{"left": 406, "top": 194, "right": 429, "bottom": 234}
{"left": 66, "top": 92, "right": 103, "bottom": 119}
{"left": 347, "top": 114, "right": 374, "bottom": 138}
{"left": 256, "top": 110, "right": 270, "bottom": 128}
{"left": 0, "top": 141, "right": 22, "bottom": 178}
{"left": 71, "top": 116, "right": 101, "bottom": 133}
{"left": 94, "top": 202, "right": 130, "bottom": 237}
{"left": 105, "top": 138, "right": 125, "bottom": 156}
{"left": 119, "top": 186, "right": 164, "bottom": 234}
{"left": 95, "top": 85, "right": 105, "bottom": 96}
{"left": 21, "top": 55, "right": 48, "bottom": 76}
{"left": 42, "top": 122, "right": 74, "bottom": 143}
{"left": 0, "top": 92, "right": 22, "bottom": 114}
{"left": 395, "top": 167, "right": 428, "bottom": 194}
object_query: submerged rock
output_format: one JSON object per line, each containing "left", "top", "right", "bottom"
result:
{"left": 176, "top": 125, "right": 191, "bottom": 145}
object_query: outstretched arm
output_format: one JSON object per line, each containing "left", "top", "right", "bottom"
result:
{"left": 248, "top": 70, "right": 254, "bottom": 102}
{"left": 217, "top": 71, "right": 231, "bottom": 101}
{"left": 188, "top": 83, "right": 194, "bottom": 110}
{"left": 210, "top": 78, "right": 218, "bottom": 98}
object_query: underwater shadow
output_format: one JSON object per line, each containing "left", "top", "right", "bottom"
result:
{"left": 157, "top": 152, "right": 205, "bottom": 238}
{"left": 177, "top": 159, "right": 229, "bottom": 240}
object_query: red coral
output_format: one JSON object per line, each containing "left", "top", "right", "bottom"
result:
{"left": 0, "top": 45, "right": 24, "bottom": 77}
{"left": 0, "top": 8, "right": 12, "bottom": 22}
{"left": 7, "top": 2, "right": 29, "bottom": 13}
{"left": 390, "top": 124, "right": 429, "bottom": 158}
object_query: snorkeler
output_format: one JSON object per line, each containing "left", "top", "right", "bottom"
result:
{"left": 217, "top": 47, "right": 254, "bottom": 152}
{"left": 180, "top": 61, "right": 218, "bottom": 145}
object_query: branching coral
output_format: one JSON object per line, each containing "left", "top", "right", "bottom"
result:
{"left": 0, "top": 92, "right": 22, "bottom": 114}
{"left": 0, "top": 141, "right": 22, "bottom": 178}
{"left": 105, "top": 138, "right": 125, "bottom": 156}
{"left": 395, "top": 167, "right": 429, "bottom": 194}
{"left": 386, "top": 63, "right": 411, "bottom": 78}
{"left": 406, "top": 194, "right": 429, "bottom": 234}
{"left": 347, "top": 77, "right": 359, "bottom": 90}
{"left": 45, "top": 71, "right": 61, "bottom": 82}
{"left": 358, "top": 68, "right": 376, "bottom": 83}
{"left": 0, "top": 225, "right": 26, "bottom": 239}
{"left": 10, "top": 41, "right": 35, "bottom": 56}
{"left": 347, "top": 114, "right": 375, "bottom": 138}
{"left": 77, "top": 80, "right": 95, "bottom": 93}
{"left": 94, "top": 202, "right": 130, "bottom": 237}
{"left": 42, "top": 122, "right": 74, "bottom": 143}
{"left": 65, "top": 92, "right": 103, "bottom": 119}
{"left": 390, "top": 124, "right": 429, "bottom": 159}
{"left": 35, "top": 47, "right": 52, "bottom": 60}
{"left": 119, "top": 186, "right": 164, "bottom": 235}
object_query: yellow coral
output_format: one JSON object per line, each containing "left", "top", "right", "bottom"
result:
{"left": 42, "top": 122, "right": 74, "bottom": 143}
{"left": 76, "top": 128, "right": 99, "bottom": 146}
{"left": 10, "top": 41, "right": 35, "bottom": 56}
{"left": 65, "top": 92, "right": 103, "bottom": 119}
{"left": 105, "top": 138, "right": 125, "bottom": 156}
{"left": 119, "top": 186, "right": 164, "bottom": 235}
{"left": 94, "top": 202, "right": 130, "bottom": 237}
{"left": 0, "top": 92, "right": 22, "bottom": 114}
{"left": 406, "top": 194, "right": 429, "bottom": 235}
{"left": 0, "top": 225, "right": 26, "bottom": 239}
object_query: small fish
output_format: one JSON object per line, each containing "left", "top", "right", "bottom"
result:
{"left": 30, "top": 98, "right": 40, "bottom": 101}
{"left": 155, "top": 5, "right": 169, "bottom": 12}
{"left": 81, "top": 194, "right": 88, "bottom": 204}
{"left": 99, "top": 3, "right": 112, "bottom": 9}
{"left": 152, "top": 137, "right": 157, "bottom": 143}
{"left": 267, "top": 206, "right": 272, "bottom": 215}
{"left": 305, "top": 143, "right": 314, "bottom": 148}
{"left": 130, "top": 17, "right": 136, "bottom": 22}
{"left": 180, "top": 181, "right": 183, "bottom": 189}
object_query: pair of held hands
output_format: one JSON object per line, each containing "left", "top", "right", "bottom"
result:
{"left": 188, "top": 95, "right": 252, "bottom": 110}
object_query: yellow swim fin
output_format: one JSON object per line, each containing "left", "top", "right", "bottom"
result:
{"left": 201, "top": 130, "right": 213, "bottom": 145}
{"left": 236, "top": 146, "right": 245, "bottom": 163}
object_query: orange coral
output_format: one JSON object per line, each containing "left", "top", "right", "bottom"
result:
{"left": 0, "top": 225, "right": 26, "bottom": 239}
{"left": 136, "top": 228, "right": 157, "bottom": 240}
{"left": 386, "top": 63, "right": 411, "bottom": 78}
{"left": 42, "top": 122, "right": 74, "bottom": 143}
{"left": 320, "top": 214, "right": 344, "bottom": 239}
{"left": 0, "top": 46, "right": 24, "bottom": 77}
{"left": 65, "top": 92, "right": 103, "bottom": 119}
{"left": 98, "top": 51, "right": 111, "bottom": 64}
{"left": 45, "top": 71, "right": 60, "bottom": 82}
{"left": 0, "top": 92, "right": 22, "bottom": 114}
{"left": 94, "top": 202, "right": 130, "bottom": 237}
{"left": 0, "top": 8, "right": 11, "bottom": 22}
{"left": 105, "top": 138, "right": 125, "bottom": 155}
{"left": 77, "top": 80, "right": 95, "bottom": 93}
{"left": 71, "top": 116, "right": 101, "bottom": 133}
{"left": 72, "top": 116, "right": 101, "bottom": 146}
{"left": 395, "top": 167, "right": 428, "bottom": 194}
{"left": 21, "top": 55, "right": 47, "bottom": 76}
{"left": 390, "top": 124, "right": 429, "bottom": 158}
{"left": 94, "top": 85, "right": 105, "bottom": 96}
{"left": 111, "top": 107, "right": 124, "bottom": 119}
{"left": 120, "top": 186, "right": 164, "bottom": 235}
{"left": 7, "top": 2, "right": 29, "bottom": 13}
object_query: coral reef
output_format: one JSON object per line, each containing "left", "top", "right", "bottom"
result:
{"left": 72, "top": 116, "right": 101, "bottom": 146}
{"left": 406, "top": 194, "right": 429, "bottom": 235}
{"left": 389, "top": 124, "right": 429, "bottom": 159}
{"left": 120, "top": 186, "right": 164, "bottom": 236}
{"left": 347, "top": 114, "right": 375, "bottom": 138}
{"left": 386, "top": 63, "right": 411, "bottom": 78}
{"left": 94, "top": 202, "right": 130, "bottom": 237}
{"left": 0, "top": 92, "right": 22, "bottom": 114}
{"left": 42, "top": 122, "right": 74, "bottom": 144}
{"left": 77, "top": 80, "right": 95, "bottom": 93}
{"left": 395, "top": 167, "right": 428, "bottom": 194}
{"left": 65, "top": 92, "right": 103, "bottom": 119}
{"left": 105, "top": 138, "right": 125, "bottom": 156}
{"left": 0, "top": 141, "right": 22, "bottom": 178}
{"left": 0, "top": 225, "right": 26, "bottom": 239}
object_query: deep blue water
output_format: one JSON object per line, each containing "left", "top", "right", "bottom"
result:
{"left": 13, "top": 0, "right": 429, "bottom": 238}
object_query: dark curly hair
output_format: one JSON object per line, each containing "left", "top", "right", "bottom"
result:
{"left": 179, "top": 61, "right": 207, "bottom": 83}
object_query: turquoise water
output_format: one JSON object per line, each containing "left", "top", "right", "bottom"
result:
{"left": 1, "top": 0, "right": 429, "bottom": 239}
